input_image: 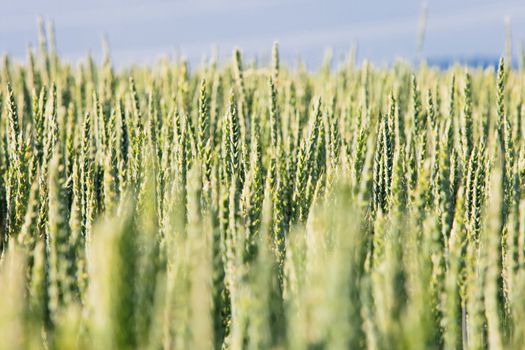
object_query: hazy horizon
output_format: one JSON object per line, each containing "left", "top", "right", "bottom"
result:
{"left": 1, "top": 0, "right": 525, "bottom": 68}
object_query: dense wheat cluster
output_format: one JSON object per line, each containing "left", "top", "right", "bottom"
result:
{"left": 2, "top": 24, "right": 525, "bottom": 349}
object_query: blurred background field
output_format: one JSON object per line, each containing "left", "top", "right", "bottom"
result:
{"left": 2, "top": 0, "right": 525, "bottom": 67}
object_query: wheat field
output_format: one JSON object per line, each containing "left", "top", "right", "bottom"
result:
{"left": 1, "top": 24, "right": 525, "bottom": 349}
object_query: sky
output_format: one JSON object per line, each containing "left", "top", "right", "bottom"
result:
{"left": 1, "top": 0, "right": 525, "bottom": 68}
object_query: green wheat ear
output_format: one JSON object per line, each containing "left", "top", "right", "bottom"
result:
{"left": 272, "top": 41, "right": 280, "bottom": 82}
{"left": 198, "top": 79, "right": 210, "bottom": 161}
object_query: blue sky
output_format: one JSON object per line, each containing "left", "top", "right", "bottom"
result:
{"left": 1, "top": 0, "right": 525, "bottom": 67}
